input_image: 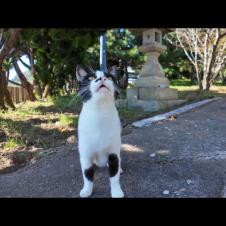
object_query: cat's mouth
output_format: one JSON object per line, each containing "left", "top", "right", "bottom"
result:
{"left": 98, "top": 84, "right": 109, "bottom": 91}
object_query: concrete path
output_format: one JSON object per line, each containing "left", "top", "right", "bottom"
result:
{"left": 0, "top": 98, "right": 226, "bottom": 197}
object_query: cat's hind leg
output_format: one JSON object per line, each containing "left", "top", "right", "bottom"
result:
{"left": 108, "top": 153, "right": 124, "bottom": 198}
{"left": 107, "top": 163, "right": 123, "bottom": 174}
{"left": 80, "top": 156, "right": 94, "bottom": 198}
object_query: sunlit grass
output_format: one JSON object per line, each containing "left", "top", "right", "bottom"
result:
{"left": 59, "top": 114, "right": 78, "bottom": 126}
{"left": 3, "top": 138, "right": 25, "bottom": 151}
{"left": 4, "top": 138, "right": 18, "bottom": 150}
{"left": 0, "top": 95, "right": 80, "bottom": 153}
{"left": 170, "top": 79, "right": 226, "bottom": 101}
{"left": 170, "top": 78, "right": 196, "bottom": 87}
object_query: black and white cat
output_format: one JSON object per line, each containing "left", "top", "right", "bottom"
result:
{"left": 76, "top": 65, "right": 124, "bottom": 198}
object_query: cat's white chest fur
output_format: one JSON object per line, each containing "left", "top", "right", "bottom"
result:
{"left": 78, "top": 101, "right": 121, "bottom": 160}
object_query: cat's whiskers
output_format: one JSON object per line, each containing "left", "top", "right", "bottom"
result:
{"left": 67, "top": 86, "right": 91, "bottom": 112}
{"left": 77, "top": 86, "right": 90, "bottom": 97}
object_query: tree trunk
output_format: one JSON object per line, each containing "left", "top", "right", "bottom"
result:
{"left": 0, "top": 73, "right": 7, "bottom": 110}
{"left": 117, "top": 61, "right": 129, "bottom": 90}
{"left": 5, "top": 89, "right": 16, "bottom": 109}
{"left": 13, "top": 59, "right": 36, "bottom": 101}
{"left": 32, "top": 68, "right": 42, "bottom": 98}
{"left": 0, "top": 29, "right": 22, "bottom": 110}
{"left": 29, "top": 48, "right": 42, "bottom": 98}
{"left": 0, "top": 71, "right": 15, "bottom": 110}
{"left": 41, "top": 84, "right": 50, "bottom": 101}
{"left": 194, "top": 65, "right": 203, "bottom": 90}
{"left": 202, "top": 79, "right": 211, "bottom": 91}
{"left": 202, "top": 71, "right": 211, "bottom": 91}
{"left": 0, "top": 29, "right": 22, "bottom": 65}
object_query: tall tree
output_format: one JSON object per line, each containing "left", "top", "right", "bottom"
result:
{"left": 166, "top": 28, "right": 226, "bottom": 91}
{"left": 83, "top": 29, "right": 145, "bottom": 90}
{"left": 12, "top": 57, "right": 36, "bottom": 101}
{"left": 159, "top": 39, "right": 194, "bottom": 81}
{"left": 16, "top": 28, "right": 105, "bottom": 99}
{"left": 0, "top": 28, "right": 22, "bottom": 110}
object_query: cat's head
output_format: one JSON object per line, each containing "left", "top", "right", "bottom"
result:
{"left": 76, "top": 65, "right": 119, "bottom": 103}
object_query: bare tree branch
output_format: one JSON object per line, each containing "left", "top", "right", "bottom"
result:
{"left": 166, "top": 28, "right": 226, "bottom": 90}
{"left": 0, "top": 28, "right": 22, "bottom": 66}
{"left": 8, "top": 79, "right": 24, "bottom": 87}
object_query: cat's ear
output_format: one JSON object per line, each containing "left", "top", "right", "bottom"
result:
{"left": 76, "top": 65, "right": 89, "bottom": 81}
{"left": 88, "top": 66, "right": 95, "bottom": 74}
{"left": 107, "top": 65, "right": 118, "bottom": 77}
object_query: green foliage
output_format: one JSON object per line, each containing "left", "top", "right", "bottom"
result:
{"left": 85, "top": 29, "right": 145, "bottom": 71}
{"left": 11, "top": 28, "right": 145, "bottom": 99}
{"left": 170, "top": 78, "right": 196, "bottom": 86}
{"left": 51, "top": 94, "right": 82, "bottom": 113}
{"left": 16, "top": 29, "right": 105, "bottom": 97}
{"left": 160, "top": 39, "right": 193, "bottom": 80}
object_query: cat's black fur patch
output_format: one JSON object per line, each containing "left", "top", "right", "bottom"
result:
{"left": 78, "top": 73, "right": 96, "bottom": 102}
{"left": 84, "top": 166, "right": 94, "bottom": 182}
{"left": 105, "top": 72, "right": 120, "bottom": 99}
{"left": 95, "top": 77, "right": 101, "bottom": 82}
{"left": 108, "top": 154, "right": 119, "bottom": 177}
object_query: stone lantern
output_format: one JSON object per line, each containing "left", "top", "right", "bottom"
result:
{"left": 122, "top": 28, "right": 185, "bottom": 112}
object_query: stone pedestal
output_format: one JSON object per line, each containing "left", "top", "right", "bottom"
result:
{"left": 117, "top": 28, "right": 185, "bottom": 112}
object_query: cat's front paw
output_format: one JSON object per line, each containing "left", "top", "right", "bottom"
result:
{"left": 111, "top": 186, "right": 124, "bottom": 198}
{"left": 80, "top": 187, "right": 93, "bottom": 198}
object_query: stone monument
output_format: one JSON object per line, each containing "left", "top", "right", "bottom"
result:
{"left": 117, "top": 28, "right": 185, "bottom": 112}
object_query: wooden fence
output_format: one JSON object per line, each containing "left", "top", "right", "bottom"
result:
{"left": 7, "top": 86, "right": 29, "bottom": 104}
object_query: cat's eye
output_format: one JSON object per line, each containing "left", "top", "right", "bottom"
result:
{"left": 88, "top": 76, "right": 96, "bottom": 81}
{"left": 106, "top": 76, "right": 113, "bottom": 80}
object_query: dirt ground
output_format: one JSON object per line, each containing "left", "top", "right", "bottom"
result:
{"left": 0, "top": 98, "right": 226, "bottom": 197}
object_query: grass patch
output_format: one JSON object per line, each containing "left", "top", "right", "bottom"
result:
{"left": 11, "top": 151, "right": 34, "bottom": 165}
{"left": 59, "top": 114, "right": 78, "bottom": 126}
{"left": 170, "top": 78, "right": 226, "bottom": 101}
{"left": 0, "top": 95, "right": 78, "bottom": 154}
{"left": 0, "top": 94, "right": 79, "bottom": 172}
{"left": 3, "top": 138, "right": 19, "bottom": 150}
{"left": 51, "top": 94, "right": 82, "bottom": 113}
{"left": 170, "top": 78, "right": 196, "bottom": 86}
{"left": 118, "top": 108, "right": 153, "bottom": 126}
{"left": 213, "top": 80, "right": 226, "bottom": 86}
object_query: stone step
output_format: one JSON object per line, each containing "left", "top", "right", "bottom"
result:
{"left": 116, "top": 99, "right": 186, "bottom": 112}
{"left": 138, "top": 87, "right": 178, "bottom": 101}
{"left": 134, "top": 76, "right": 170, "bottom": 88}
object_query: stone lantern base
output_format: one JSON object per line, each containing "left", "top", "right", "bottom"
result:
{"left": 116, "top": 91, "right": 185, "bottom": 112}
{"left": 125, "top": 89, "right": 185, "bottom": 112}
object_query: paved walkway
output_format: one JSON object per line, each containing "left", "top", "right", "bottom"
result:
{"left": 0, "top": 98, "right": 226, "bottom": 197}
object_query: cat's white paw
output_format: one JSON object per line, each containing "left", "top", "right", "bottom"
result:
{"left": 111, "top": 187, "right": 124, "bottom": 198}
{"left": 80, "top": 187, "right": 93, "bottom": 198}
